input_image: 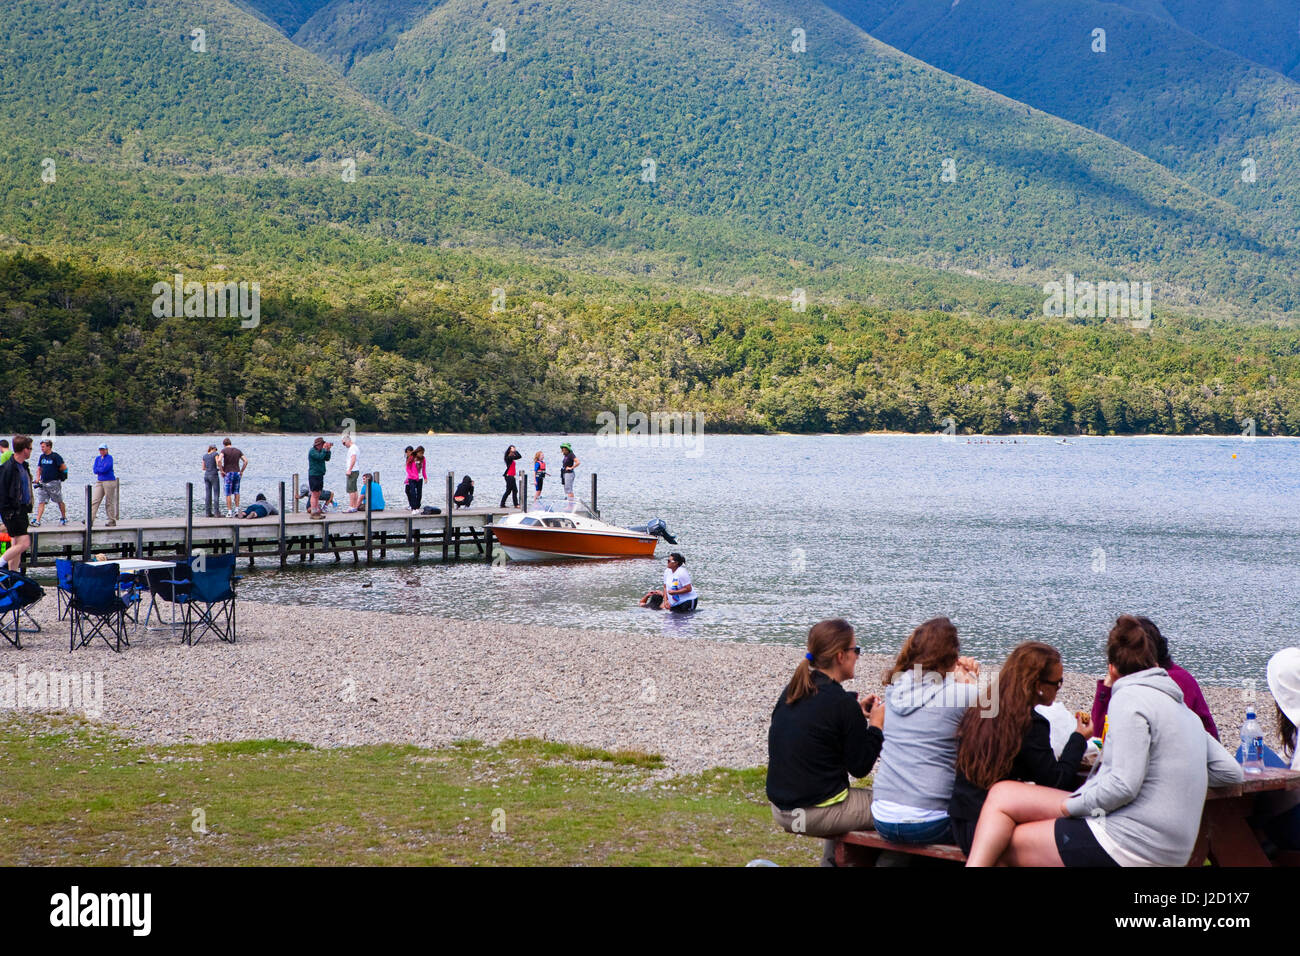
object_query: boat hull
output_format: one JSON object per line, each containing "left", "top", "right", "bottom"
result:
{"left": 490, "top": 525, "right": 658, "bottom": 561}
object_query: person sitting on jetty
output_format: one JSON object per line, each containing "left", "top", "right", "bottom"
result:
{"left": 453, "top": 475, "right": 474, "bottom": 508}
{"left": 235, "top": 494, "right": 278, "bottom": 519}
{"left": 297, "top": 485, "right": 336, "bottom": 511}
{"left": 639, "top": 553, "right": 698, "bottom": 612}
{"left": 965, "top": 616, "right": 1242, "bottom": 867}
{"left": 357, "top": 474, "right": 385, "bottom": 511}
{"left": 948, "top": 641, "right": 1090, "bottom": 856}
{"left": 767, "top": 618, "right": 885, "bottom": 866}
{"left": 1090, "top": 615, "right": 1218, "bottom": 739}
{"left": 1255, "top": 647, "right": 1300, "bottom": 852}
{"left": 869, "top": 616, "right": 981, "bottom": 845}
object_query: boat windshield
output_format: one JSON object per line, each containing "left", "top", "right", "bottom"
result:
{"left": 531, "top": 499, "right": 598, "bottom": 520}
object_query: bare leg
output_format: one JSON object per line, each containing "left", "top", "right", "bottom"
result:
{"left": 966, "top": 780, "right": 1071, "bottom": 867}
{"left": 4, "top": 535, "right": 29, "bottom": 571}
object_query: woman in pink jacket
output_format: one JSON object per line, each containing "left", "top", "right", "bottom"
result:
{"left": 1091, "top": 616, "right": 1218, "bottom": 739}
{"left": 404, "top": 446, "right": 427, "bottom": 512}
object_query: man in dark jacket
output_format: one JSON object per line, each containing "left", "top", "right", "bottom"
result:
{"left": 0, "top": 435, "right": 35, "bottom": 571}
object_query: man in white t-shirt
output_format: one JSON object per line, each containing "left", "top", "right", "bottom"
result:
{"left": 659, "top": 552, "right": 698, "bottom": 612}
{"left": 342, "top": 437, "right": 361, "bottom": 511}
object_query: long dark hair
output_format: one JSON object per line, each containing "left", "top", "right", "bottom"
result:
{"left": 956, "top": 642, "right": 1060, "bottom": 789}
{"left": 504, "top": 445, "right": 517, "bottom": 463}
{"left": 1135, "top": 616, "right": 1171, "bottom": 667}
{"left": 1279, "top": 705, "right": 1297, "bottom": 762}
{"left": 784, "top": 619, "right": 855, "bottom": 705}
{"left": 883, "top": 616, "right": 959, "bottom": 685}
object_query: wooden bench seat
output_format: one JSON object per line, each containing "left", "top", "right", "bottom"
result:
{"left": 834, "top": 829, "right": 966, "bottom": 866}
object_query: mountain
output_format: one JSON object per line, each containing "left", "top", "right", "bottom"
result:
{"left": 298, "top": 0, "right": 1298, "bottom": 314}
{"left": 1114, "top": 0, "right": 1300, "bottom": 79}
{"left": 0, "top": 0, "right": 1091, "bottom": 316}
{"left": 234, "top": 0, "right": 335, "bottom": 35}
{"left": 823, "top": 0, "right": 1300, "bottom": 237}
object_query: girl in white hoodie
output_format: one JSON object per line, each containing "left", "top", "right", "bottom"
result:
{"left": 966, "top": 615, "right": 1241, "bottom": 867}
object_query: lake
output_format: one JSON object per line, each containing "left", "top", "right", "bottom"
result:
{"left": 29, "top": 432, "right": 1299, "bottom": 684}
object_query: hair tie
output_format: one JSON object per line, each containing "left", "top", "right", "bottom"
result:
{"left": 805, "top": 652, "right": 815, "bottom": 663}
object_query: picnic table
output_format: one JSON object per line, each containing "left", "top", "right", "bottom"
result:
{"left": 831, "top": 769, "right": 1300, "bottom": 867}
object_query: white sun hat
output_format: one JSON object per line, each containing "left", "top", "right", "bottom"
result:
{"left": 1266, "top": 647, "right": 1300, "bottom": 727}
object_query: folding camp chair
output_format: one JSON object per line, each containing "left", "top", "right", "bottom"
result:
{"left": 170, "top": 554, "right": 239, "bottom": 646}
{"left": 69, "top": 561, "right": 128, "bottom": 652}
{"left": 55, "top": 558, "right": 74, "bottom": 621}
{"left": 142, "top": 563, "right": 188, "bottom": 631}
{"left": 0, "top": 568, "right": 45, "bottom": 649}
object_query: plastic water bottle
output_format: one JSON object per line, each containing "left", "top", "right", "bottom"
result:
{"left": 1240, "top": 711, "right": 1265, "bottom": 774}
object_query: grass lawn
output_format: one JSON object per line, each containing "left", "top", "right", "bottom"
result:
{"left": 0, "top": 713, "right": 822, "bottom": 866}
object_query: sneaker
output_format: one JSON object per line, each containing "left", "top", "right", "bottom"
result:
{"left": 59, "top": 518, "right": 67, "bottom": 526}
{"left": 343, "top": 507, "right": 359, "bottom": 513}
{"left": 29, "top": 520, "right": 40, "bottom": 527}
{"left": 411, "top": 509, "right": 422, "bottom": 514}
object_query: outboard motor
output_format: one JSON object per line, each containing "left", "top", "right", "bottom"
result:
{"left": 629, "top": 517, "right": 677, "bottom": 545}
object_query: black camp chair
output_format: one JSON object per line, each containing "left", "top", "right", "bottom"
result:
{"left": 142, "top": 563, "right": 190, "bottom": 631}
{"left": 0, "top": 568, "right": 45, "bottom": 649}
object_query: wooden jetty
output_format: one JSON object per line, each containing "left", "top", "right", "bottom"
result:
{"left": 15, "top": 472, "right": 599, "bottom": 572}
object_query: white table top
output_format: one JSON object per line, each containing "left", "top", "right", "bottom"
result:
{"left": 91, "top": 559, "right": 178, "bottom": 572}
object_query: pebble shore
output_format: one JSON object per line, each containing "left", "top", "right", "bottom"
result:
{"left": 2, "top": 598, "right": 1279, "bottom": 773}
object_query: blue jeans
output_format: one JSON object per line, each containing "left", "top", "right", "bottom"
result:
{"left": 875, "top": 816, "right": 953, "bottom": 845}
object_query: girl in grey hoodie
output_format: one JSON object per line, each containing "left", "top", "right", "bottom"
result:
{"left": 967, "top": 616, "right": 1242, "bottom": 867}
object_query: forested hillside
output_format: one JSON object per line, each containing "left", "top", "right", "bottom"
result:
{"left": 316, "top": 0, "right": 1300, "bottom": 313}
{"left": 823, "top": 0, "right": 1300, "bottom": 236}
{"left": 5, "top": 253, "right": 1299, "bottom": 436}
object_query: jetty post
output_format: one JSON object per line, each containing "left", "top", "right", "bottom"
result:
{"left": 278, "top": 481, "right": 287, "bottom": 567}
{"left": 185, "top": 482, "right": 194, "bottom": 561}
{"left": 365, "top": 474, "right": 374, "bottom": 564}
{"left": 443, "top": 472, "right": 453, "bottom": 561}
{"left": 291, "top": 473, "right": 299, "bottom": 512}
{"left": 82, "top": 484, "right": 91, "bottom": 560}
{"left": 590, "top": 473, "right": 598, "bottom": 517}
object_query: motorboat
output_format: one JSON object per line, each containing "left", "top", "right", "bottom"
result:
{"left": 490, "top": 500, "right": 671, "bottom": 561}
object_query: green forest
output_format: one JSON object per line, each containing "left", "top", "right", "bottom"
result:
{"left": 4, "top": 252, "right": 1300, "bottom": 436}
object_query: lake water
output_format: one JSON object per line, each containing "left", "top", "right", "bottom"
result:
{"left": 30, "top": 432, "right": 1300, "bottom": 684}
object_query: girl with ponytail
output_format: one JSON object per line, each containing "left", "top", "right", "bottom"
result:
{"left": 767, "top": 619, "right": 885, "bottom": 863}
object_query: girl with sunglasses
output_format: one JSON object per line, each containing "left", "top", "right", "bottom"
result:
{"left": 948, "top": 641, "right": 1090, "bottom": 855}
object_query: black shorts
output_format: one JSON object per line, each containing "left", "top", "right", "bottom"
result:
{"left": 308, "top": 475, "right": 324, "bottom": 493}
{"left": 1055, "top": 816, "right": 1119, "bottom": 867}
{"left": 668, "top": 598, "right": 698, "bottom": 613}
{"left": 1, "top": 510, "right": 29, "bottom": 537}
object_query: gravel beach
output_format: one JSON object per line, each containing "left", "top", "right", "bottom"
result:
{"left": 2, "top": 598, "right": 1280, "bottom": 773}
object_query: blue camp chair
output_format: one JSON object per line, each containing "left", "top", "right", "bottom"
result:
{"left": 55, "top": 558, "right": 74, "bottom": 621}
{"left": 0, "top": 568, "right": 45, "bottom": 649}
{"left": 69, "top": 561, "right": 128, "bottom": 652}
{"left": 169, "top": 554, "right": 239, "bottom": 646}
